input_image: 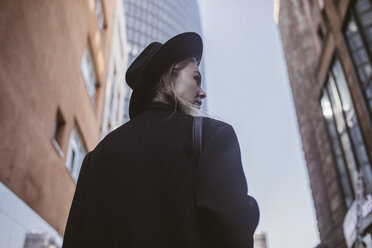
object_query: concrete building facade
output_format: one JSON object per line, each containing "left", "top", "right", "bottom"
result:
{"left": 277, "top": 0, "right": 372, "bottom": 247}
{"left": 0, "top": 0, "right": 119, "bottom": 246}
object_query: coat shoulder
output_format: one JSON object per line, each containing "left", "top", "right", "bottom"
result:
{"left": 201, "top": 117, "right": 233, "bottom": 146}
{"left": 202, "top": 117, "right": 230, "bottom": 130}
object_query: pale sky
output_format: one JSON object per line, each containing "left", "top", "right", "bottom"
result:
{"left": 198, "top": 0, "right": 320, "bottom": 247}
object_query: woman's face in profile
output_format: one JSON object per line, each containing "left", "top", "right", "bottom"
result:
{"left": 174, "top": 62, "right": 206, "bottom": 109}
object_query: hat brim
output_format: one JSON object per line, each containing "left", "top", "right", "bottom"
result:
{"left": 129, "top": 32, "right": 203, "bottom": 118}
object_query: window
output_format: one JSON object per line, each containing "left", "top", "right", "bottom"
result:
{"left": 109, "top": 68, "right": 117, "bottom": 115}
{"left": 51, "top": 109, "right": 65, "bottom": 157}
{"left": 118, "top": 26, "right": 125, "bottom": 59}
{"left": 320, "top": 57, "right": 372, "bottom": 207}
{"left": 116, "top": 91, "right": 121, "bottom": 123}
{"left": 321, "top": 10, "right": 330, "bottom": 29}
{"left": 318, "top": 0, "right": 324, "bottom": 9}
{"left": 321, "top": 90, "right": 354, "bottom": 207}
{"left": 344, "top": 0, "right": 372, "bottom": 115}
{"left": 317, "top": 26, "right": 325, "bottom": 44}
{"left": 65, "top": 126, "right": 87, "bottom": 182}
{"left": 104, "top": 67, "right": 117, "bottom": 133}
{"left": 122, "top": 86, "right": 131, "bottom": 123}
{"left": 95, "top": 0, "right": 105, "bottom": 30}
{"left": 308, "top": 0, "right": 314, "bottom": 8}
{"left": 80, "top": 43, "right": 98, "bottom": 108}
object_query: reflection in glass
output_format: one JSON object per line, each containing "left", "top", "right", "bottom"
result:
{"left": 332, "top": 58, "right": 372, "bottom": 194}
{"left": 364, "top": 63, "right": 372, "bottom": 78}
{"left": 344, "top": 0, "right": 372, "bottom": 118}
{"left": 321, "top": 54, "right": 372, "bottom": 204}
{"left": 321, "top": 90, "right": 354, "bottom": 206}
{"left": 80, "top": 44, "right": 97, "bottom": 108}
{"left": 327, "top": 76, "right": 346, "bottom": 134}
{"left": 332, "top": 60, "right": 353, "bottom": 116}
{"left": 356, "top": 0, "right": 372, "bottom": 12}
{"left": 340, "top": 133, "right": 359, "bottom": 190}
{"left": 66, "top": 126, "right": 87, "bottom": 182}
{"left": 23, "top": 232, "right": 60, "bottom": 248}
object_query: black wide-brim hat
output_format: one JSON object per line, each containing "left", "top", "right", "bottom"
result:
{"left": 125, "top": 32, "right": 203, "bottom": 119}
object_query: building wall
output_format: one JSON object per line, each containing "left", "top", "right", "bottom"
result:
{"left": 0, "top": 0, "right": 116, "bottom": 236}
{"left": 101, "top": 0, "right": 128, "bottom": 138}
{"left": 278, "top": 0, "right": 372, "bottom": 247}
{"left": 278, "top": 1, "right": 343, "bottom": 245}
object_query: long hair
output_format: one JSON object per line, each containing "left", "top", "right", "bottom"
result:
{"left": 153, "top": 57, "right": 199, "bottom": 116}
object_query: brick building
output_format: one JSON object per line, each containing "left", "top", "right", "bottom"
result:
{"left": 277, "top": 0, "right": 372, "bottom": 247}
{"left": 0, "top": 0, "right": 121, "bottom": 246}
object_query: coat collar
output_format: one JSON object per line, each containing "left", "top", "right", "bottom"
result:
{"left": 142, "top": 101, "right": 176, "bottom": 112}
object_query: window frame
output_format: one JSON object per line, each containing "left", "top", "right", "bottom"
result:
{"left": 321, "top": 87, "right": 355, "bottom": 207}
{"left": 51, "top": 109, "right": 66, "bottom": 158}
{"left": 65, "top": 125, "right": 87, "bottom": 182}
{"left": 343, "top": 0, "right": 372, "bottom": 118}
{"left": 320, "top": 54, "right": 372, "bottom": 207}
{"left": 80, "top": 42, "right": 99, "bottom": 110}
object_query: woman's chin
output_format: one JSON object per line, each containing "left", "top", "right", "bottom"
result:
{"left": 193, "top": 101, "right": 202, "bottom": 109}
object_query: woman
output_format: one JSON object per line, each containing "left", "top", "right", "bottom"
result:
{"left": 62, "top": 32, "right": 259, "bottom": 248}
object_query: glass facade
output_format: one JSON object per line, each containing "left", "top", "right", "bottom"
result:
{"left": 122, "top": 0, "right": 205, "bottom": 122}
{"left": 344, "top": 0, "right": 372, "bottom": 116}
{"left": 321, "top": 57, "right": 372, "bottom": 207}
{"left": 0, "top": 182, "right": 62, "bottom": 248}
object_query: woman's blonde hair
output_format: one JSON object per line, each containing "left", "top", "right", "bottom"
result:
{"left": 153, "top": 57, "right": 199, "bottom": 115}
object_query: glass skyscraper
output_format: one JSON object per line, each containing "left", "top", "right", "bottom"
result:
{"left": 122, "top": 0, "right": 206, "bottom": 122}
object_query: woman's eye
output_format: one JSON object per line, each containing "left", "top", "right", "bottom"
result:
{"left": 194, "top": 78, "right": 201, "bottom": 87}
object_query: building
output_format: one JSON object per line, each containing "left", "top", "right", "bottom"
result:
{"left": 254, "top": 232, "right": 268, "bottom": 248}
{"left": 120, "top": 0, "right": 206, "bottom": 123}
{"left": 277, "top": 0, "right": 372, "bottom": 247}
{"left": 23, "top": 232, "right": 59, "bottom": 248}
{"left": 100, "top": 0, "right": 129, "bottom": 138}
{"left": 0, "top": 0, "right": 120, "bottom": 246}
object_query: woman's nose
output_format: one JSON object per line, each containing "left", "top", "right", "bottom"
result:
{"left": 199, "top": 89, "right": 206, "bottom": 99}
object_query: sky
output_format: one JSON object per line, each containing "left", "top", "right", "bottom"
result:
{"left": 197, "top": 1, "right": 320, "bottom": 247}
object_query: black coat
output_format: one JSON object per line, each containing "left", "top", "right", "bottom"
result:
{"left": 62, "top": 102, "right": 259, "bottom": 248}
